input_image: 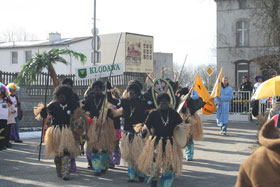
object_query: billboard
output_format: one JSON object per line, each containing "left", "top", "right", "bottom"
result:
{"left": 125, "top": 33, "right": 153, "bottom": 73}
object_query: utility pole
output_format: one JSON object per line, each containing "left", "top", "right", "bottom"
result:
{"left": 92, "top": 0, "right": 97, "bottom": 64}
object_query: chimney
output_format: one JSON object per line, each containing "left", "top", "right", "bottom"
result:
{"left": 49, "top": 32, "right": 61, "bottom": 43}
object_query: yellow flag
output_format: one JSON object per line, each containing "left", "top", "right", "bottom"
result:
{"left": 210, "top": 67, "right": 223, "bottom": 98}
{"left": 193, "top": 74, "right": 210, "bottom": 103}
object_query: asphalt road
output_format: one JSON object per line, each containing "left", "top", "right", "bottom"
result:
{"left": 0, "top": 121, "right": 258, "bottom": 187}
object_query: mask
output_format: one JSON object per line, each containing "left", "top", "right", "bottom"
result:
{"left": 128, "top": 90, "right": 136, "bottom": 99}
{"left": 159, "top": 99, "right": 169, "bottom": 110}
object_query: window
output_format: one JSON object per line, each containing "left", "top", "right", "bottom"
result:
{"left": 11, "top": 51, "right": 18, "bottom": 64}
{"left": 237, "top": 20, "right": 249, "bottom": 47}
{"left": 236, "top": 62, "right": 249, "bottom": 87}
{"left": 238, "top": 0, "right": 247, "bottom": 9}
{"left": 25, "top": 51, "right": 32, "bottom": 63}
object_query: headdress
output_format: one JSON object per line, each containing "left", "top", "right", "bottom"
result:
{"left": 0, "top": 82, "right": 10, "bottom": 96}
{"left": 7, "top": 83, "right": 20, "bottom": 92}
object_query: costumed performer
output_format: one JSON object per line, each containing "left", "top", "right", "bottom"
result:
{"left": 40, "top": 85, "right": 80, "bottom": 180}
{"left": 138, "top": 93, "right": 183, "bottom": 187}
{"left": 107, "top": 81, "right": 153, "bottom": 183}
{"left": 82, "top": 80, "right": 115, "bottom": 176}
{"left": 178, "top": 83, "right": 204, "bottom": 161}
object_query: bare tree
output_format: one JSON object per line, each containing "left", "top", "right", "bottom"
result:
{"left": 0, "top": 28, "right": 38, "bottom": 42}
{"left": 173, "top": 63, "right": 218, "bottom": 90}
{"left": 251, "top": 0, "right": 280, "bottom": 78}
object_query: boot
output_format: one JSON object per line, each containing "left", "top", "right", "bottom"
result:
{"left": 54, "top": 156, "right": 62, "bottom": 177}
{"left": 138, "top": 176, "right": 145, "bottom": 182}
{"left": 151, "top": 180, "right": 157, "bottom": 187}
{"left": 70, "top": 158, "right": 76, "bottom": 173}
{"left": 61, "top": 156, "right": 71, "bottom": 180}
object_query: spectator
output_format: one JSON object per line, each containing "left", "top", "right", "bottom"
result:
{"left": 252, "top": 75, "right": 267, "bottom": 117}
{"left": 235, "top": 118, "right": 280, "bottom": 187}
{"left": 0, "top": 84, "right": 9, "bottom": 150}
{"left": 215, "top": 77, "right": 233, "bottom": 135}
{"left": 7, "top": 83, "right": 22, "bottom": 143}
{"left": 5, "top": 101, "right": 16, "bottom": 148}
{"left": 239, "top": 76, "right": 253, "bottom": 92}
{"left": 267, "top": 97, "right": 280, "bottom": 120}
{"left": 239, "top": 76, "right": 252, "bottom": 112}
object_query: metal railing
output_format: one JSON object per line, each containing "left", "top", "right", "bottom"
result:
{"left": 230, "top": 91, "right": 251, "bottom": 114}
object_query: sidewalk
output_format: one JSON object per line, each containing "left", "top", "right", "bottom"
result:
{"left": 0, "top": 121, "right": 258, "bottom": 187}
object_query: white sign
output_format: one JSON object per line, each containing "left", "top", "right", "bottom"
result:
{"left": 76, "top": 63, "right": 123, "bottom": 80}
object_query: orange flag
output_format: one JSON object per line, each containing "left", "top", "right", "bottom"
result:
{"left": 193, "top": 74, "right": 210, "bottom": 103}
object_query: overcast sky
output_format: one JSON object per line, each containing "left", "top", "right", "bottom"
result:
{"left": 0, "top": 0, "right": 216, "bottom": 67}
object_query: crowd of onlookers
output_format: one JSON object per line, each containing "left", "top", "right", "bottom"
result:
{"left": 0, "top": 82, "right": 23, "bottom": 151}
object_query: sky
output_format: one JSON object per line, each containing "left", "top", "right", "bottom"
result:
{"left": 0, "top": 0, "right": 217, "bottom": 67}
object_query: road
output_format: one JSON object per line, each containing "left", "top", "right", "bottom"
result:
{"left": 0, "top": 121, "right": 258, "bottom": 187}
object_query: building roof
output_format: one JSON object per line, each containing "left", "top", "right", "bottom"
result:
{"left": 0, "top": 36, "right": 92, "bottom": 49}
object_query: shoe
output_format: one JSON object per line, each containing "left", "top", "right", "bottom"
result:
{"left": 87, "top": 164, "right": 92, "bottom": 169}
{"left": 15, "top": 140, "right": 23, "bottom": 143}
{"left": 138, "top": 176, "right": 145, "bottom": 182}
{"left": 62, "top": 177, "right": 70, "bottom": 180}
{"left": 151, "top": 180, "right": 157, "bottom": 187}
{"left": 94, "top": 172, "right": 101, "bottom": 176}
{"left": 101, "top": 169, "right": 107, "bottom": 174}
{"left": 128, "top": 179, "right": 135, "bottom": 183}
{"left": 187, "top": 158, "right": 193, "bottom": 161}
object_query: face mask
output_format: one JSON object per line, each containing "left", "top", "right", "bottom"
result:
{"left": 128, "top": 90, "right": 136, "bottom": 99}
{"left": 58, "top": 94, "right": 66, "bottom": 104}
{"left": 93, "top": 87, "right": 102, "bottom": 95}
{"left": 159, "top": 100, "right": 169, "bottom": 110}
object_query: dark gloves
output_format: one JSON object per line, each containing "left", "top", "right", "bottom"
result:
{"left": 40, "top": 107, "right": 48, "bottom": 119}
{"left": 106, "top": 81, "right": 112, "bottom": 89}
{"left": 185, "top": 119, "right": 190, "bottom": 124}
{"left": 141, "top": 129, "right": 148, "bottom": 139}
{"left": 128, "top": 133, "right": 134, "bottom": 143}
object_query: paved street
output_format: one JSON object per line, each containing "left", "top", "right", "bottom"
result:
{"left": 0, "top": 121, "right": 258, "bottom": 187}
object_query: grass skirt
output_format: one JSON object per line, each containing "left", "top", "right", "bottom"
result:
{"left": 120, "top": 132, "right": 146, "bottom": 166}
{"left": 86, "top": 117, "right": 115, "bottom": 152}
{"left": 181, "top": 111, "right": 204, "bottom": 141}
{"left": 44, "top": 125, "right": 80, "bottom": 157}
{"left": 137, "top": 136, "right": 183, "bottom": 177}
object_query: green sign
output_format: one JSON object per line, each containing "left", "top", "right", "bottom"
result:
{"left": 78, "top": 68, "right": 87, "bottom": 79}
{"left": 76, "top": 63, "right": 123, "bottom": 80}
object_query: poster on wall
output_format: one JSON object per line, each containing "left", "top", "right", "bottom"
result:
{"left": 76, "top": 63, "right": 123, "bottom": 80}
{"left": 125, "top": 33, "right": 153, "bottom": 73}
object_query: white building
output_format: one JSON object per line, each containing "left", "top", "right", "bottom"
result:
{"left": 0, "top": 33, "right": 92, "bottom": 74}
{"left": 0, "top": 32, "right": 154, "bottom": 76}
{"left": 215, "top": 0, "right": 275, "bottom": 89}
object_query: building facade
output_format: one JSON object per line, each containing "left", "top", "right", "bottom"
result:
{"left": 0, "top": 32, "right": 154, "bottom": 76}
{"left": 0, "top": 33, "right": 93, "bottom": 74}
{"left": 215, "top": 0, "right": 275, "bottom": 89}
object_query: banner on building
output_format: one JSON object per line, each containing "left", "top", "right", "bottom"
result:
{"left": 75, "top": 63, "right": 123, "bottom": 80}
{"left": 125, "top": 33, "right": 154, "bottom": 73}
